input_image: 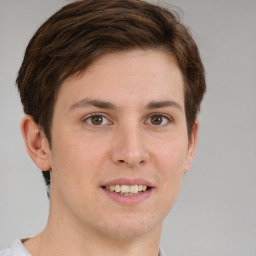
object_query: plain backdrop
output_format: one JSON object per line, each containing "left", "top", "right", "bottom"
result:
{"left": 0, "top": 0, "right": 255, "bottom": 255}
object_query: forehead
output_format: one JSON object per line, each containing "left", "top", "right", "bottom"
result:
{"left": 57, "top": 49, "right": 185, "bottom": 110}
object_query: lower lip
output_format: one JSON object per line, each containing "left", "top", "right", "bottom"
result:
{"left": 102, "top": 187, "right": 153, "bottom": 205}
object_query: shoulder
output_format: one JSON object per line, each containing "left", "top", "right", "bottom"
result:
{"left": 0, "top": 248, "right": 10, "bottom": 256}
{"left": 159, "top": 247, "right": 167, "bottom": 256}
{"left": 0, "top": 240, "right": 31, "bottom": 256}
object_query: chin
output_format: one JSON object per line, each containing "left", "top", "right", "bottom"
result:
{"left": 98, "top": 212, "right": 163, "bottom": 240}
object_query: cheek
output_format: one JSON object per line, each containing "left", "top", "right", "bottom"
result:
{"left": 49, "top": 139, "right": 102, "bottom": 218}
{"left": 154, "top": 137, "right": 188, "bottom": 208}
{"left": 156, "top": 136, "right": 188, "bottom": 175}
{"left": 49, "top": 135, "right": 100, "bottom": 195}
{"left": 52, "top": 129, "right": 105, "bottom": 168}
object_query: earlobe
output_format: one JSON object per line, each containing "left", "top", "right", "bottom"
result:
{"left": 20, "top": 115, "right": 51, "bottom": 171}
{"left": 184, "top": 119, "right": 199, "bottom": 173}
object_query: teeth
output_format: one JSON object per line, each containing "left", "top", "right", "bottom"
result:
{"left": 130, "top": 185, "right": 138, "bottom": 193}
{"left": 120, "top": 185, "right": 130, "bottom": 193}
{"left": 105, "top": 184, "right": 148, "bottom": 194}
{"left": 114, "top": 185, "right": 120, "bottom": 193}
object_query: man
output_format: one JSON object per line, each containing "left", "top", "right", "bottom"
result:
{"left": 1, "top": 0, "right": 206, "bottom": 255}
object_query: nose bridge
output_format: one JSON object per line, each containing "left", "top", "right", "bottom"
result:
{"left": 111, "top": 122, "right": 149, "bottom": 167}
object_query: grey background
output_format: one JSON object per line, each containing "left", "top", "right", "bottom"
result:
{"left": 0, "top": 0, "right": 255, "bottom": 255}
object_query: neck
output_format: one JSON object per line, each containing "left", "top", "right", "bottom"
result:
{"left": 24, "top": 200, "right": 163, "bottom": 256}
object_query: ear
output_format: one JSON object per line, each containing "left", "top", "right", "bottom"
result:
{"left": 184, "top": 119, "right": 199, "bottom": 173}
{"left": 20, "top": 115, "right": 51, "bottom": 171}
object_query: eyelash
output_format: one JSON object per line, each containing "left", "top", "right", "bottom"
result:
{"left": 82, "top": 113, "right": 111, "bottom": 126}
{"left": 82, "top": 112, "right": 173, "bottom": 127}
{"left": 145, "top": 113, "right": 173, "bottom": 127}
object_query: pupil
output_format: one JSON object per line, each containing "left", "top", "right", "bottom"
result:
{"left": 92, "top": 116, "right": 102, "bottom": 125}
{"left": 151, "top": 116, "right": 162, "bottom": 125}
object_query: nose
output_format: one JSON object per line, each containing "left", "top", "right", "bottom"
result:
{"left": 110, "top": 125, "right": 150, "bottom": 168}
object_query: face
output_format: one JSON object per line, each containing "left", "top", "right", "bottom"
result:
{"left": 44, "top": 49, "right": 197, "bottom": 239}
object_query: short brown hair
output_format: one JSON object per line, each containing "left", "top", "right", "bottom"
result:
{"left": 17, "top": 0, "right": 206, "bottom": 187}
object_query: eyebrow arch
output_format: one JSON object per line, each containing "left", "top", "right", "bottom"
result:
{"left": 69, "top": 98, "right": 116, "bottom": 111}
{"left": 69, "top": 98, "right": 183, "bottom": 112}
{"left": 146, "top": 100, "right": 183, "bottom": 112}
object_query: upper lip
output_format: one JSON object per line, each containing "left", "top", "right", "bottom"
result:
{"left": 102, "top": 178, "right": 154, "bottom": 187}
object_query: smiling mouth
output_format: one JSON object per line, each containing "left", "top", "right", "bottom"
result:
{"left": 102, "top": 184, "right": 151, "bottom": 196}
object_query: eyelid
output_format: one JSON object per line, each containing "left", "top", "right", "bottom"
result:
{"left": 145, "top": 112, "right": 173, "bottom": 126}
{"left": 81, "top": 112, "right": 173, "bottom": 126}
{"left": 82, "top": 112, "right": 113, "bottom": 126}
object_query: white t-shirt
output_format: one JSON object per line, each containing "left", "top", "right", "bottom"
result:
{"left": 0, "top": 239, "right": 166, "bottom": 256}
{"left": 0, "top": 240, "right": 31, "bottom": 256}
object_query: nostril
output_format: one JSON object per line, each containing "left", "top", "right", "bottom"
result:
{"left": 117, "top": 159, "right": 145, "bottom": 165}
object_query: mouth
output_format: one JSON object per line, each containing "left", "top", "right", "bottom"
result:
{"left": 102, "top": 184, "right": 152, "bottom": 196}
{"left": 101, "top": 179, "right": 154, "bottom": 205}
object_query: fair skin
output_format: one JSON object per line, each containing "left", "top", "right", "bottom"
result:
{"left": 21, "top": 49, "right": 198, "bottom": 256}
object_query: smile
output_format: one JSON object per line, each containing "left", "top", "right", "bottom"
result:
{"left": 104, "top": 184, "right": 148, "bottom": 195}
{"left": 101, "top": 178, "right": 153, "bottom": 204}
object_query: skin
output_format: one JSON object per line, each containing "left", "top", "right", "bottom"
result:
{"left": 21, "top": 49, "right": 198, "bottom": 256}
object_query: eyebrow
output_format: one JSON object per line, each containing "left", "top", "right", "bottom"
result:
{"left": 69, "top": 98, "right": 116, "bottom": 111}
{"left": 146, "top": 100, "right": 183, "bottom": 112}
{"left": 69, "top": 98, "right": 182, "bottom": 112}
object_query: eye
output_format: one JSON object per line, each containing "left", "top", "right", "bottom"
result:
{"left": 146, "top": 114, "right": 170, "bottom": 126}
{"left": 84, "top": 114, "right": 110, "bottom": 126}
